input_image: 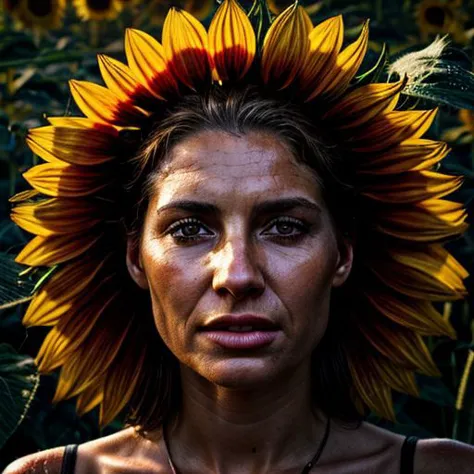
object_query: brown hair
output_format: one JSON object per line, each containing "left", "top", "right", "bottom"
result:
{"left": 123, "top": 84, "right": 363, "bottom": 433}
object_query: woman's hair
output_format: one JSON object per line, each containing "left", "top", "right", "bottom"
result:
{"left": 123, "top": 84, "right": 364, "bottom": 433}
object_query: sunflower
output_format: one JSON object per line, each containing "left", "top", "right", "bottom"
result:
{"left": 73, "top": 0, "right": 123, "bottom": 21}
{"left": 6, "top": 0, "right": 66, "bottom": 30}
{"left": 415, "top": 0, "right": 468, "bottom": 43}
{"left": 268, "top": 0, "right": 322, "bottom": 16}
{"left": 11, "top": 0, "right": 468, "bottom": 426}
{"left": 149, "top": 0, "right": 215, "bottom": 26}
{"left": 442, "top": 109, "right": 474, "bottom": 144}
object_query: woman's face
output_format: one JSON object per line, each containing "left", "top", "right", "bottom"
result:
{"left": 127, "top": 130, "right": 352, "bottom": 388}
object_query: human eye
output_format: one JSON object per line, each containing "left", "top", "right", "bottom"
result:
{"left": 262, "top": 217, "right": 310, "bottom": 242}
{"left": 166, "top": 218, "right": 214, "bottom": 244}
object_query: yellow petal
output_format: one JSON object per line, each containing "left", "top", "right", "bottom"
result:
{"left": 208, "top": 0, "right": 256, "bottom": 81}
{"left": 70, "top": 80, "right": 147, "bottom": 126}
{"left": 100, "top": 326, "right": 146, "bottom": 426}
{"left": 362, "top": 170, "right": 463, "bottom": 203}
{"left": 26, "top": 123, "right": 119, "bottom": 166}
{"left": 375, "top": 198, "right": 468, "bottom": 242}
{"left": 299, "top": 15, "right": 343, "bottom": 98}
{"left": 262, "top": 4, "right": 313, "bottom": 89}
{"left": 9, "top": 190, "right": 39, "bottom": 203}
{"left": 98, "top": 54, "right": 156, "bottom": 108}
{"left": 125, "top": 28, "right": 178, "bottom": 99}
{"left": 365, "top": 291, "right": 456, "bottom": 337}
{"left": 358, "top": 317, "right": 440, "bottom": 376}
{"left": 322, "top": 80, "right": 405, "bottom": 129}
{"left": 357, "top": 139, "right": 449, "bottom": 175}
{"left": 319, "top": 21, "right": 369, "bottom": 99}
{"left": 23, "top": 162, "right": 109, "bottom": 198}
{"left": 163, "top": 7, "right": 211, "bottom": 90}
{"left": 23, "top": 256, "right": 110, "bottom": 327}
{"left": 76, "top": 382, "right": 104, "bottom": 417}
{"left": 15, "top": 232, "right": 103, "bottom": 266}
{"left": 352, "top": 109, "right": 438, "bottom": 152}
{"left": 11, "top": 198, "right": 102, "bottom": 237}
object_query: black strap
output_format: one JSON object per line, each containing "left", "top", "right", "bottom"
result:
{"left": 60, "top": 444, "right": 79, "bottom": 474}
{"left": 400, "top": 436, "right": 418, "bottom": 474}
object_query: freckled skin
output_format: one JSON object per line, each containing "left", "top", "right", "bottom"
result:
{"left": 129, "top": 130, "right": 352, "bottom": 390}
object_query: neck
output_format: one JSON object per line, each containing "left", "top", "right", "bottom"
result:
{"left": 164, "top": 361, "right": 330, "bottom": 474}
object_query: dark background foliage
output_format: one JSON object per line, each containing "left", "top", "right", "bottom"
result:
{"left": 0, "top": 0, "right": 474, "bottom": 469}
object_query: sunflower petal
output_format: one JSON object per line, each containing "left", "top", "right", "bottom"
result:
{"left": 76, "top": 382, "right": 104, "bottom": 417}
{"left": 15, "top": 232, "right": 103, "bottom": 266}
{"left": 262, "top": 4, "right": 313, "bottom": 89}
{"left": 362, "top": 170, "right": 463, "bottom": 203}
{"left": 365, "top": 291, "right": 456, "bottom": 337}
{"left": 23, "top": 256, "right": 111, "bottom": 327}
{"left": 352, "top": 109, "right": 438, "bottom": 152}
{"left": 163, "top": 7, "right": 211, "bottom": 90}
{"left": 357, "top": 139, "right": 449, "bottom": 175}
{"left": 23, "top": 162, "right": 109, "bottom": 198}
{"left": 125, "top": 28, "right": 178, "bottom": 99}
{"left": 376, "top": 198, "right": 468, "bottom": 242}
{"left": 208, "top": 0, "right": 256, "bottom": 81}
{"left": 322, "top": 80, "right": 405, "bottom": 129}
{"left": 299, "top": 15, "right": 343, "bottom": 98}
{"left": 11, "top": 198, "right": 103, "bottom": 237}
{"left": 70, "top": 80, "right": 147, "bottom": 126}
{"left": 26, "top": 123, "right": 120, "bottom": 166}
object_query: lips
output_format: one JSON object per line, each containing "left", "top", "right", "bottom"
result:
{"left": 200, "top": 314, "right": 280, "bottom": 331}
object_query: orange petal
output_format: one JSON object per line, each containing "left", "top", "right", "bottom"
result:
{"left": 23, "top": 162, "right": 110, "bottom": 198}
{"left": 70, "top": 80, "right": 147, "bottom": 126}
{"left": 163, "top": 7, "right": 211, "bottom": 90}
{"left": 11, "top": 198, "right": 103, "bottom": 237}
{"left": 125, "top": 28, "right": 178, "bottom": 99}
{"left": 352, "top": 109, "right": 438, "bottom": 152}
{"left": 299, "top": 15, "right": 343, "bottom": 98}
{"left": 76, "top": 382, "right": 104, "bottom": 417}
{"left": 208, "top": 0, "right": 256, "bottom": 81}
{"left": 15, "top": 232, "right": 103, "bottom": 266}
{"left": 357, "top": 139, "right": 449, "bottom": 175}
{"left": 262, "top": 4, "right": 313, "bottom": 90}
{"left": 26, "top": 122, "right": 120, "bottom": 166}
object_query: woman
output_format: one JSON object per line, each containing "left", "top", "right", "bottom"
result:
{"left": 5, "top": 1, "right": 474, "bottom": 472}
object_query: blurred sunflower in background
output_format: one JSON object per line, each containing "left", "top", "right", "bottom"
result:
{"left": 267, "top": 0, "right": 322, "bottom": 15}
{"left": 149, "top": 0, "right": 215, "bottom": 25}
{"left": 443, "top": 109, "right": 474, "bottom": 144}
{"left": 415, "top": 0, "right": 469, "bottom": 43}
{"left": 5, "top": 0, "right": 66, "bottom": 30}
{"left": 73, "top": 0, "right": 123, "bottom": 21}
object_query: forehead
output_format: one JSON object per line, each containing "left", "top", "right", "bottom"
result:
{"left": 151, "top": 130, "right": 322, "bottom": 202}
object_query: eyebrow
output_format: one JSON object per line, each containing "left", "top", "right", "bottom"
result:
{"left": 156, "top": 197, "right": 322, "bottom": 217}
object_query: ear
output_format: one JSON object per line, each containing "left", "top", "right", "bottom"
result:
{"left": 126, "top": 239, "right": 149, "bottom": 290}
{"left": 332, "top": 238, "right": 354, "bottom": 288}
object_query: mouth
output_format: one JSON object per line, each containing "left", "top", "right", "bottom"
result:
{"left": 198, "top": 315, "right": 281, "bottom": 349}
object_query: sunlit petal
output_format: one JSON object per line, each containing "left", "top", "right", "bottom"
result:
{"left": 208, "top": 0, "right": 256, "bottom": 81}
{"left": 262, "top": 4, "right": 313, "bottom": 89}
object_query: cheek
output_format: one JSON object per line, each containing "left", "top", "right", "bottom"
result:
{"left": 140, "top": 242, "right": 205, "bottom": 346}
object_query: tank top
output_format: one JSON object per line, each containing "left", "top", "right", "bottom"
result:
{"left": 60, "top": 436, "right": 419, "bottom": 473}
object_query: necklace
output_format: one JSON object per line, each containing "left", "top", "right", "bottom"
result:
{"left": 163, "top": 416, "right": 331, "bottom": 474}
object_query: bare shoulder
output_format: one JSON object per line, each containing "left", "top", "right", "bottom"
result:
{"left": 415, "top": 438, "right": 474, "bottom": 474}
{"left": 3, "top": 427, "right": 168, "bottom": 474}
{"left": 3, "top": 446, "right": 65, "bottom": 474}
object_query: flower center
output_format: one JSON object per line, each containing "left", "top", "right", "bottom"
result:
{"left": 5, "top": 0, "right": 21, "bottom": 12}
{"left": 424, "top": 6, "right": 448, "bottom": 27}
{"left": 27, "top": 0, "right": 53, "bottom": 16}
{"left": 87, "top": 0, "right": 112, "bottom": 12}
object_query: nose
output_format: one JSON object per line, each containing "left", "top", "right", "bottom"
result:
{"left": 211, "top": 236, "right": 265, "bottom": 300}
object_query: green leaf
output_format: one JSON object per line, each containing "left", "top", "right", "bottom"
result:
{"left": 353, "top": 43, "right": 388, "bottom": 87}
{"left": 0, "top": 344, "right": 39, "bottom": 449}
{"left": 417, "top": 374, "right": 455, "bottom": 407}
